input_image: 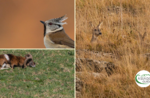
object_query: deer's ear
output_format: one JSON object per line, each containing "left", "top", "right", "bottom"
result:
{"left": 97, "top": 21, "right": 103, "bottom": 29}
{"left": 93, "top": 25, "right": 95, "bottom": 29}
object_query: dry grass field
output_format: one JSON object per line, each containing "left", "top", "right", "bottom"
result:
{"left": 76, "top": 0, "right": 150, "bottom": 98}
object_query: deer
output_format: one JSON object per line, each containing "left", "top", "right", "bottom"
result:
{"left": 90, "top": 21, "right": 103, "bottom": 43}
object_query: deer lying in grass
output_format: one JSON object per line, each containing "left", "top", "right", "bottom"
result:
{"left": 90, "top": 22, "right": 103, "bottom": 43}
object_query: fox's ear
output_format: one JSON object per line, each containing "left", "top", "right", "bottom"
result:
{"left": 97, "top": 21, "right": 103, "bottom": 29}
{"left": 25, "top": 54, "right": 32, "bottom": 59}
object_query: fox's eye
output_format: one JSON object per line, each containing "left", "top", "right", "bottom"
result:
{"left": 49, "top": 23, "right": 53, "bottom": 25}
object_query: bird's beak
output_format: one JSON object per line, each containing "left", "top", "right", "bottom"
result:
{"left": 40, "top": 21, "right": 45, "bottom": 24}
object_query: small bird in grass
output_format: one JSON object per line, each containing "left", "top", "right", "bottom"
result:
{"left": 40, "top": 15, "right": 74, "bottom": 48}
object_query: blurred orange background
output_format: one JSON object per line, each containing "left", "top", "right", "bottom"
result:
{"left": 0, "top": 0, "right": 74, "bottom": 48}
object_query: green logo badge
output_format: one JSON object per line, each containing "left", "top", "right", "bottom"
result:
{"left": 135, "top": 70, "right": 150, "bottom": 87}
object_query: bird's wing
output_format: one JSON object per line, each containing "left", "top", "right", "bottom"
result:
{"left": 49, "top": 30, "right": 74, "bottom": 48}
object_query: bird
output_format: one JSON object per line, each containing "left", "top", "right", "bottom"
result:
{"left": 40, "top": 15, "right": 74, "bottom": 48}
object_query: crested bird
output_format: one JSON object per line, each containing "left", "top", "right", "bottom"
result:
{"left": 40, "top": 15, "right": 74, "bottom": 48}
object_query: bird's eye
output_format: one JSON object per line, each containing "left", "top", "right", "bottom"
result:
{"left": 49, "top": 23, "right": 53, "bottom": 25}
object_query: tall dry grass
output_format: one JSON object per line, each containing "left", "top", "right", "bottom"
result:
{"left": 76, "top": 0, "right": 150, "bottom": 97}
